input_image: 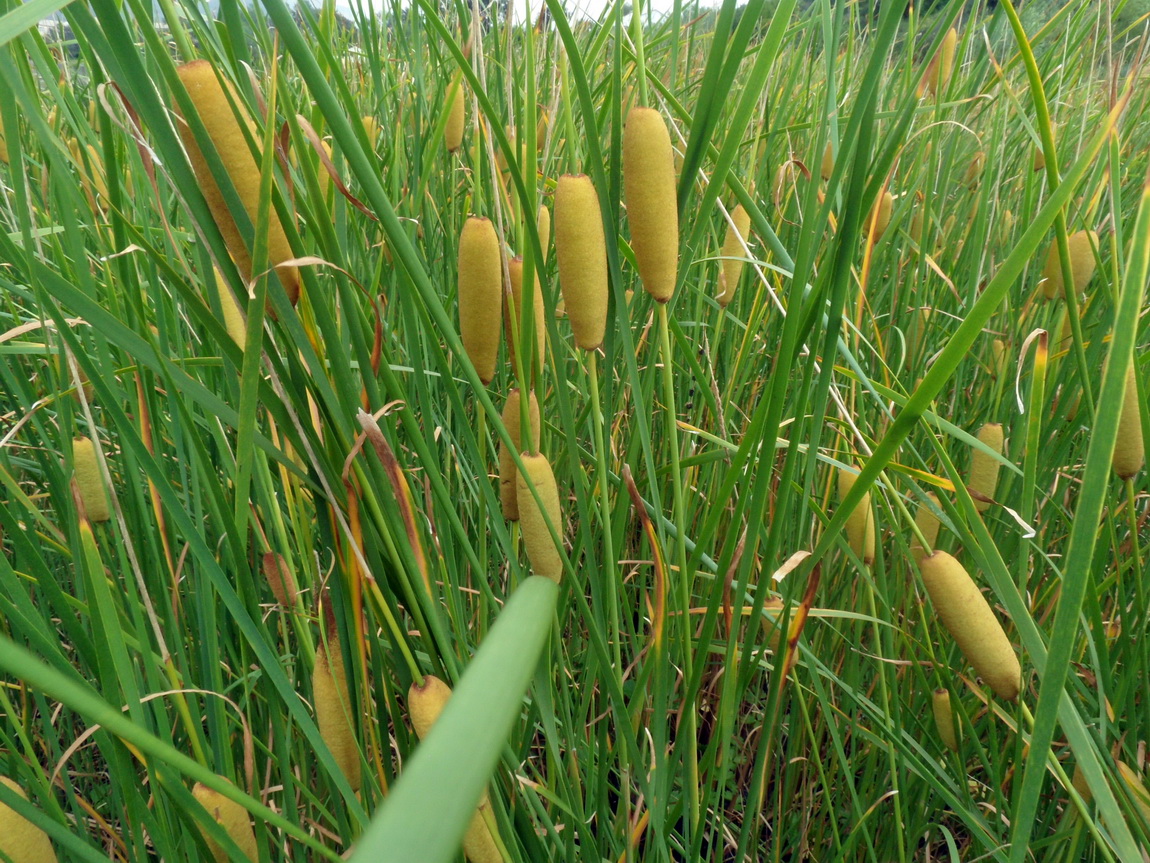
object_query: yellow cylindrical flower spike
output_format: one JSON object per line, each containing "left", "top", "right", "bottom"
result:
{"left": 408, "top": 676, "right": 503, "bottom": 863}
{"left": 869, "top": 191, "right": 893, "bottom": 241}
{"left": 820, "top": 140, "right": 834, "bottom": 182}
{"left": 73, "top": 436, "right": 110, "bottom": 523}
{"left": 837, "top": 467, "right": 875, "bottom": 565}
{"left": 516, "top": 452, "right": 563, "bottom": 580}
{"left": 175, "top": 61, "right": 300, "bottom": 307}
{"left": 554, "top": 174, "right": 609, "bottom": 349}
{"left": 313, "top": 610, "right": 361, "bottom": 791}
{"left": 991, "top": 338, "right": 1008, "bottom": 379}
{"left": 457, "top": 217, "right": 503, "bottom": 385}
{"left": 1114, "top": 360, "right": 1143, "bottom": 479}
{"left": 215, "top": 269, "right": 247, "bottom": 349}
{"left": 506, "top": 256, "right": 546, "bottom": 377}
{"left": 931, "top": 689, "right": 959, "bottom": 752}
{"left": 536, "top": 204, "right": 551, "bottom": 263}
{"left": 191, "top": 780, "right": 259, "bottom": 863}
{"left": 498, "top": 389, "right": 541, "bottom": 520}
{"left": 261, "top": 552, "right": 297, "bottom": 608}
{"left": 919, "top": 27, "right": 958, "bottom": 97}
{"left": 921, "top": 551, "right": 1021, "bottom": 700}
{"left": 968, "top": 422, "right": 1004, "bottom": 513}
{"left": 717, "top": 204, "right": 752, "bottom": 308}
{"left": 623, "top": 107, "right": 678, "bottom": 303}
{"left": 445, "top": 73, "right": 466, "bottom": 153}
{"left": 963, "top": 151, "right": 984, "bottom": 189}
{"left": 0, "top": 776, "right": 58, "bottom": 863}
{"left": 911, "top": 492, "right": 942, "bottom": 564}
{"left": 1041, "top": 230, "right": 1098, "bottom": 300}
{"left": 361, "top": 115, "right": 380, "bottom": 150}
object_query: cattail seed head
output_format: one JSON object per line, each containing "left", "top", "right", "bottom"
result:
{"left": 869, "top": 191, "right": 893, "bottom": 241}
{"left": 1114, "top": 360, "right": 1143, "bottom": 479}
{"left": 215, "top": 269, "right": 247, "bottom": 349}
{"left": 0, "top": 776, "right": 58, "bottom": 863}
{"left": 921, "top": 551, "right": 1021, "bottom": 700}
{"left": 536, "top": 204, "right": 551, "bottom": 263}
{"left": 516, "top": 452, "right": 563, "bottom": 581}
{"left": 968, "top": 422, "right": 1004, "bottom": 513}
{"left": 73, "top": 436, "right": 110, "bottom": 523}
{"left": 506, "top": 256, "right": 546, "bottom": 377}
{"left": 623, "top": 107, "right": 678, "bottom": 303}
{"left": 445, "top": 74, "right": 466, "bottom": 153}
{"left": 498, "top": 389, "right": 541, "bottom": 520}
{"left": 837, "top": 467, "right": 875, "bottom": 565}
{"left": 717, "top": 204, "right": 752, "bottom": 308}
{"left": 261, "top": 552, "right": 297, "bottom": 608}
{"left": 820, "top": 140, "right": 834, "bottom": 181}
{"left": 554, "top": 174, "right": 609, "bottom": 349}
{"left": 175, "top": 60, "right": 299, "bottom": 307}
{"left": 191, "top": 780, "right": 259, "bottom": 863}
{"left": 457, "top": 217, "right": 503, "bottom": 385}
{"left": 313, "top": 608, "right": 361, "bottom": 791}
{"left": 1041, "top": 230, "right": 1098, "bottom": 300}
{"left": 919, "top": 27, "right": 958, "bottom": 98}
{"left": 931, "top": 688, "right": 959, "bottom": 752}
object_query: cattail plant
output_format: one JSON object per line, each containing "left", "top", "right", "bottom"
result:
{"left": 506, "top": 256, "right": 546, "bottom": 378}
{"left": 1040, "top": 230, "right": 1098, "bottom": 300}
{"left": 498, "top": 389, "right": 541, "bottom": 520}
{"left": 920, "top": 551, "right": 1021, "bottom": 700}
{"left": 623, "top": 107, "right": 678, "bottom": 303}
{"left": 312, "top": 603, "right": 361, "bottom": 791}
{"left": 837, "top": 466, "right": 876, "bottom": 565}
{"left": 445, "top": 72, "right": 466, "bottom": 153}
{"left": 191, "top": 780, "right": 259, "bottom": 863}
{"left": 554, "top": 174, "right": 608, "bottom": 349}
{"left": 215, "top": 269, "right": 247, "bottom": 349}
{"left": 820, "top": 140, "right": 834, "bottom": 181}
{"left": 918, "top": 27, "right": 957, "bottom": 98}
{"left": 73, "top": 435, "right": 110, "bottom": 523}
{"left": 1114, "top": 360, "right": 1143, "bottom": 479}
{"left": 536, "top": 204, "right": 551, "bottom": 263}
{"left": 717, "top": 203, "right": 752, "bottom": 308}
{"left": 968, "top": 423, "right": 1004, "bottom": 513}
{"left": 515, "top": 452, "right": 563, "bottom": 581}
{"left": 408, "top": 676, "right": 503, "bottom": 863}
{"left": 869, "top": 190, "right": 893, "bottom": 241}
{"left": 457, "top": 217, "right": 503, "bottom": 385}
{"left": 261, "top": 552, "right": 297, "bottom": 608}
{"left": 931, "top": 688, "right": 959, "bottom": 752}
{"left": 175, "top": 60, "right": 300, "bottom": 306}
{"left": 0, "top": 776, "right": 58, "bottom": 863}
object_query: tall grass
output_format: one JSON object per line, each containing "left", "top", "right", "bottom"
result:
{"left": 1, "top": 0, "right": 1149, "bottom": 861}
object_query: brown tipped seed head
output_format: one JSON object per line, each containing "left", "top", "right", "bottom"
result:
{"left": 498, "top": 389, "right": 541, "bottom": 520}
{"left": 1114, "top": 361, "right": 1144, "bottom": 479}
{"left": 313, "top": 628, "right": 361, "bottom": 791}
{"left": 920, "top": 551, "right": 1021, "bottom": 700}
{"left": 1041, "top": 230, "right": 1098, "bottom": 300}
{"left": 836, "top": 467, "right": 876, "bottom": 564}
{"left": 73, "top": 436, "right": 110, "bottom": 523}
{"left": 175, "top": 61, "right": 299, "bottom": 307}
{"left": 717, "top": 204, "right": 753, "bottom": 308}
{"left": 869, "top": 191, "right": 893, "bottom": 240}
{"left": 215, "top": 269, "right": 247, "bottom": 349}
{"left": 911, "top": 492, "right": 942, "bottom": 564}
{"left": 261, "top": 552, "right": 297, "bottom": 608}
{"left": 191, "top": 780, "right": 258, "bottom": 863}
{"left": 968, "top": 422, "right": 1004, "bottom": 513}
{"left": 445, "top": 74, "right": 466, "bottom": 153}
{"left": 457, "top": 217, "right": 503, "bottom": 384}
{"left": 554, "top": 174, "right": 609, "bottom": 349}
{"left": 408, "top": 674, "right": 453, "bottom": 740}
{"left": 931, "top": 689, "right": 959, "bottom": 752}
{"left": 516, "top": 452, "right": 563, "bottom": 580}
{"left": 623, "top": 107, "right": 679, "bottom": 303}
{"left": 820, "top": 140, "right": 834, "bottom": 181}
{"left": 0, "top": 776, "right": 58, "bottom": 863}
{"left": 505, "top": 257, "right": 546, "bottom": 376}
{"left": 536, "top": 204, "right": 551, "bottom": 263}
